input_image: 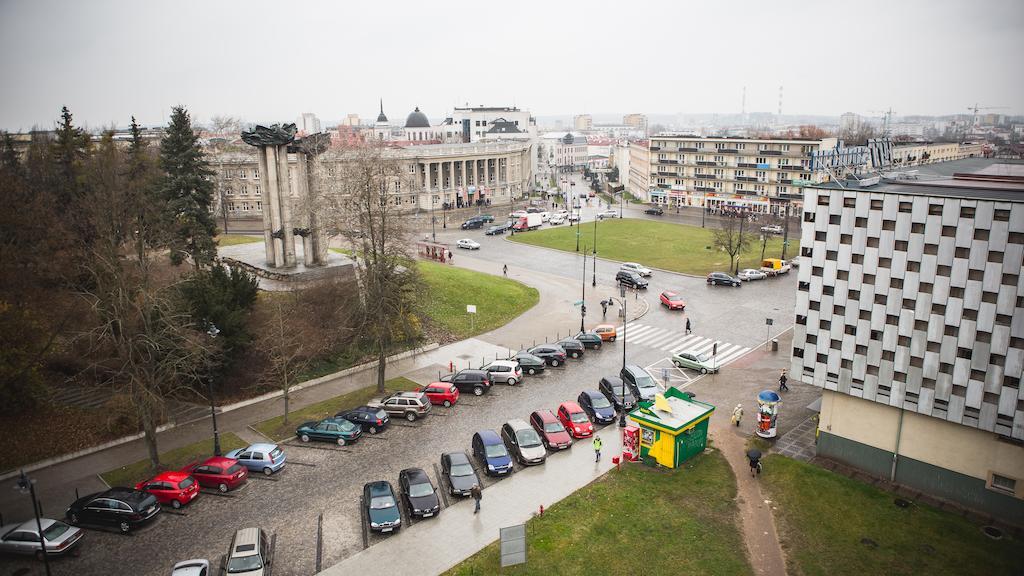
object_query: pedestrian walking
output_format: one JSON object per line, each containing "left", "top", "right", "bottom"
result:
{"left": 593, "top": 436, "right": 603, "bottom": 462}
{"left": 601, "top": 299, "right": 608, "bottom": 319}
{"left": 447, "top": 250, "right": 454, "bottom": 265}
{"left": 731, "top": 404, "right": 743, "bottom": 427}
{"left": 779, "top": 369, "right": 789, "bottom": 392}
{"left": 502, "top": 264, "right": 508, "bottom": 277}
{"left": 685, "top": 317, "right": 692, "bottom": 335}
{"left": 471, "top": 484, "right": 482, "bottom": 513}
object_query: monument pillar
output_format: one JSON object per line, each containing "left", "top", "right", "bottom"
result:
{"left": 242, "top": 123, "right": 299, "bottom": 269}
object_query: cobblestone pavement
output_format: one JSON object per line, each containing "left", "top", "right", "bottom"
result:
{"left": 774, "top": 414, "right": 819, "bottom": 462}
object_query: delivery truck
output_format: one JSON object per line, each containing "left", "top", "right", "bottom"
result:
{"left": 512, "top": 213, "right": 543, "bottom": 231}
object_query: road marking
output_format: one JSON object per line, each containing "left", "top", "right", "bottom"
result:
{"left": 616, "top": 321, "right": 755, "bottom": 371}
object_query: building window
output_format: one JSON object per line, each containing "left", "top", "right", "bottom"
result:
{"left": 253, "top": 169, "right": 259, "bottom": 179}
{"left": 240, "top": 170, "right": 246, "bottom": 179}
{"left": 989, "top": 473, "right": 1017, "bottom": 495}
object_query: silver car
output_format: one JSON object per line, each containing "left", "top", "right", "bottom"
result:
{"left": 501, "top": 419, "right": 547, "bottom": 465}
{"left": 0, "top": 518, "right": 83, "bottom": 559}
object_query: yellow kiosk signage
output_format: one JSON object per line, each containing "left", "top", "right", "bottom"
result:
{"left": 628, "top": 388, "right": 715, "bottom": 469}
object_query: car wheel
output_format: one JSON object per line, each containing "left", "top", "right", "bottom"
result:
{"left": 527, "top": 367, "right": 537, "bottom": 375}
{"left": 700, "top": 367, "right": 708, "bottom": 374}
{"left": 673, "top": 360, "right": 681, "bottom": 368}
{"left": 69, "top": 512, "right": 79, "bottom": 525}
{"left": 507, "top": 377, "right": 516, "bottom": 385}
{"left": 172, "top": 499, "right": 182, "bottom": 509}
{"left": 263, "top": 467, "right": 273, "bottom": 476}
{"left": 300, "top": 434, "right": 310, "bottom": 442}
{"left": 119, "top": 521, "right": 131, "bottom": 534}
{"left": 337, "top": 437, "right": 347, "bottom": 446}
{"left": 218, "top": 482, "right": 229, "bottom": 493}
{"left": 473, "top": 386, "right": 484, "bottom": 396}
{"left": 450, "top": 486, "right": 456, "bottom": 496}
{"left": 551, "top": 359, "right": 560, "bottom": 367}
{"left": 369, "top": 426, "right": 378, "bottom": 435}
{"left": 443, "top": 400, "right": 452, "bottom": 408}
{"left": 405, "top": 411, "right": 417, "bottom": 422}
{"left": 610, "top": 336, "right": 616, "bottom": 342}
{"left": 572, "top": 351, "right": 580, "bottom": 359}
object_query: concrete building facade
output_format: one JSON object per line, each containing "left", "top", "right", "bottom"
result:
{"left": 623, "top": 113, "right": 648, "bottom": 134}
{"left": 539, "top": 132, "right": 588, "bottom": 172}
{"left": 574, "top": 114, "right": 593, "bottom": 131}
{"left": 791, "top": 159, "right": 1024, "bottom": 524}
{"left": 626, "top": 141, "right": 650, "bottom": 199}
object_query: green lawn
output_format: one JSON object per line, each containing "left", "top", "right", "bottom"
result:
{"left": 418, "top": 260, "right": 539, "bottom": 339}
{"left": 251, "top": 377, "right": 420, "bottom": 441}
{"left": 509, "top": 218, "right": 797, "bottom": 276}
{"left": 100, "top": 432, "right": 248, "bottom": 487}
{"left": 216, "top": 234, "right": 262, "bottom": 246}
{"left": 761, "top": 455, "right": 1024, "bottom": 576}
{"left": 445, "top": 448, "right": 752, "bottom": 576}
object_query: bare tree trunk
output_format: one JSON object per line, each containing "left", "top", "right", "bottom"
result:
{"left": 283, "top": 386, "right": 290, "bottom": 425}
{"left": 141, "top": 404, "right": 160, "bottom": 470}
{"left": 377, "top": 347, "right": 387, "bottom": 393}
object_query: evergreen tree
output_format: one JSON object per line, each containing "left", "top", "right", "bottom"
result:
{"left": 52, "top": 106, "right": 90, "bottom": 204}
{"left": 159, "top": 106, "right": 217, "bottom": 268}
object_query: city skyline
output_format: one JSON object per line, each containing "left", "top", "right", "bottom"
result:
{"left": 1, "top": 0, "right": 1022, "bottom": 131}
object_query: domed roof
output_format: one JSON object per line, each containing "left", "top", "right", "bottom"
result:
{"left": 405, "top": 106, "right": 431, "bottom": 128}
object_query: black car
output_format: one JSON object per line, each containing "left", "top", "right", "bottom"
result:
{"left": 644, "top": 206, "right": 664, "bottom": 215}
{"left": 398, "top": 468, "right": 440, "bottom": 518}
{"left": 439, "top": 369, "right": 493, "bottom": 396}
{"left": 616, "top": 270, "right": 648, "bottom": 289}
{"left": 573, "top": 331, "right": 603, "bottom": 349}
{"left": 707, "top": 272, "right": 742, "bottom": 287}
{"left": 441, "top": 451, "right": 480, "bottom": 497}
{"left": 336, "top": 405, "right": 390, "bottom": 434}
{"left": 527, "top": 345, "right": 567, "bottom": 367}
{"left": 66, "top": 487, "right": 160, "bottom": 534}
{"left": 556, "top": 338, "right": 585, "bottom": 359}
{"left": 479, "top": 214, "right": 495, "bottom": 223}
{"left": 461, "top": 217, "right": 485, "bottom": 230}
{"left": 485, "top": 224, "right": 507, "bottom": 236}
{"left": 598, "top": 376, "right": 637, "bottom": 411}
{"left": 620, "top": 364, "right": 660, "bottom": 402}
{"left": 509, "top": 351, "right": 546, "bottom": 375}
{"left": 578, "top": 390, "right": 618, "bottom": 424}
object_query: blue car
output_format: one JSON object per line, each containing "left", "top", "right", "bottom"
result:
{"left": 578, "top": 390, "right": 617, "bottom": 424}
{"left": 471, "top": 430, "right": 513, "bottom": 476}
{"left": 225, "top": 443, "right": 286, "bottom": 476}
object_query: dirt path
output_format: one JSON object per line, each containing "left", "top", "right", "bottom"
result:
{"left": 711, "top": 422, "right": 788, "bottom": 576}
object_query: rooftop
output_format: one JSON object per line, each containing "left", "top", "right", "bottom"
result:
{"left": 810, "top": 158, "right": 1024, "bottom": 202}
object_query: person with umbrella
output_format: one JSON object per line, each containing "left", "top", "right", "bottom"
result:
{"left": 746, "top": 449, "right": 762, "bottom": 477}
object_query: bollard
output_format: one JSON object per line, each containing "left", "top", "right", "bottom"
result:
{"left": 771, "top": 338, "right": 779, "bottom": 352}
{"left": 449, "top": 361, "right": 454, "bottom": 373}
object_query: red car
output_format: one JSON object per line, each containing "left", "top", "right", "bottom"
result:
{"left": 416, "top": 383, "right": 460, "bottom": 407}
{"left": 557, "top": 402, "right": 594, "bottom": 438}
{"left": 529, "top": 409, "right": 573, "bottom": 450}
{"left": 659, "top": 291, "right": 686, "bottom": 311}
{"left": 134, "top": 471, "right": 199, "bottom": 509}
{"left": 181, "top": 456, "right": 248, "bottom": 493}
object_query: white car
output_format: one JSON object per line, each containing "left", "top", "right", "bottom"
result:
{"left": 456, "top": 239, "right": 480, "bottom": 250}
{"left": 760, "top": 225, "right": 783, "bottom": 234}
{"left": 171, "top": 559, "right": 211, "bottom": 576}
{"left": 481, "top": 360, "right": 523, "bottom": 385}
{"left": 598, "top": 210, "right": 619, "bottom": 220}
{"left": 549, "top": 214, "right": 566, "bottom": 225}
{"left": 738, "top": 268, "right": 767, "bottom": 281}
{"left": 620, "top": 262, "right": 652, "bottom": 277}
{"left": 568, "top": 213, "right": 581, "bottom": 223}
{"left": 539, "top": 211, "right": 550, "bottom": 222}
{"left": 510, "top": 210, "right": 528, "bottom": 219}
{"left": 555, "top": 209, "right": 569, "bottom": 217}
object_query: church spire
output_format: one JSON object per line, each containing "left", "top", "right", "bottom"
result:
{"left": 376, "top": 99, "right": 388, "bottom": 123}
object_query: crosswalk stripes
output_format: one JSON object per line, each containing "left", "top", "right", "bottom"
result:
{"left": 615, "top": 322, "right": 752, "bottom": 369}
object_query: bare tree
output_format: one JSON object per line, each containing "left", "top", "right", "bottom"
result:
{"left": 713, "top": 216, "right": 753, "bottom": 275}
{"left": 255, "top": 293, "right": 324, "bottom": 425}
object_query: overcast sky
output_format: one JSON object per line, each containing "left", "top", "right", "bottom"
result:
{"left": 1, "top": 0, "right": 1022, "bottom": 130}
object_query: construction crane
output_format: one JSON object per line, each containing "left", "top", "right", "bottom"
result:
{"left": 967, "top": 104, "right": 1008, "bottom": 127}
{"left": 869, "top": 108, "right": 895, "bottom": 136}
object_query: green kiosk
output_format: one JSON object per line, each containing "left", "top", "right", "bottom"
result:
{"left": 627, "top": 387, "right": 715, "bottom": 469}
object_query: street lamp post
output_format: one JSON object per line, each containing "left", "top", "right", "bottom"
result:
{"left": 431, "top": 196, "right": 437, "bottom": 242}
{"left": 580, "top": 245, "right": 587, "bottom": 333}
{"left": 206, "top": 323, "right": 222, "bottom": 456}
{"left": 15, "top": 470, "right": 51, "bottom": 576}
{"left": 592, "top": 216, "right": 598, "bottom": 287}
{"left": 606, "top": 286, "right": 629, "bottom": 427}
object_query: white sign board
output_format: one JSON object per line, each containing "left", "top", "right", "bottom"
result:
{"left": 466, "top": 305, "right": 477, "bottom": 314}
{"left": 500, "top": 524, "right": 527, "bottom": 567}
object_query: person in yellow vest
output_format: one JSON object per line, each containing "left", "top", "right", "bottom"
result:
{"left": 593, "top": 436, "right": 603, "bottom": 462}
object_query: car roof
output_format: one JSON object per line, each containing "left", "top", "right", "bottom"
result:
{"left": 365, "top": 480, "right": 393, "bottom": 496}
{"left": 601, "top": 376, "right": 623, "bottom": 385}
{"left": 231, "top": 527, "right": 262, "bottom": 557}
{"left": 102, "top": 487, "right": 148, "bottom": 503}
{"left": 531, "top": 409, "right": 557, "bottom": 422}
{"left": 458, "top": 369, "right": 488, "bottom": 375}
{"left": 475, "top": 429, "right": 502, "bottom": 443}
{"left": 151, "top": 470, "right": 190, "bottom": 482}
{"left": 488, "top": 360, "right": 516, "bottom": 367}
{"left": 662, "top": 290, "right": 677, "bottom": 296}
{"left": 580, "top": 389, "right": 604, "bottom": 399}
{"left": 171, "top": 559, "right": 210, "bottom": 576}
{"left": 443, "top": 451, "right": 470, "bottom": 463}
{"left": 560, "top": 401, "right": 584, "bottom": 412}
{"left": 201, "top": 456, "right": 239, "bottom": 467}
{"left": 401, "top": 468, "right": 430, "bottom": 483}
{"left": 623, "top": 364, "right": 646, "bottom": 374}
{"left": 505, "top": 418, "right": 530, "bottom": 430}
{"left": 245, "top": 443, "right": 278, "bottom": 452}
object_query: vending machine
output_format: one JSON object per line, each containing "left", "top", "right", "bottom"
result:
{"left": 621, "top": 425, "right": 640, "bottom": 461}
{"left": 756, "top": 390, "right": 781, "bottom": 438}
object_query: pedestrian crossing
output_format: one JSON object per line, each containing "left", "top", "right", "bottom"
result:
{"left": 615, "top": 323, "right": 751, "bottom": 369}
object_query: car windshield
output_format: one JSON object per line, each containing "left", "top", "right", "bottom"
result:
{"left": 696, "top": 352, "right": 711, "bottom": 362}
{"left": 635, "top": 375, "right": 657, "bottom": 389}
{"left": 516, "top": 429, "right": 542, "bottom": 448}
{"left": 543, "top": 421, "right": 564, "bottom": 433}
{"left": 370, "top": 495, "right": 396, "bottom": 509}
{"left": 337, "top": 419, "right": 356, "bottom": 431}
{"left": 484, "top": 443, "right": 508, "bottom": 458}
{"left": 374, "top": 409, "right": 387, "bottom": 420}
{"left": 408, "top": 482, "right": 434, "bottom": 498}
{"left": 42, "top": 522, "right": 70, "bottom": 541}
{"left": 227, "top": 556, "right": 263, "bottom": 573}
{"left": 450, "top": 463, "right": 474, "bottom": 477}
{"left": 570, "top": 412, "right": 589, "bottom": 423}
{"left": 178, "top": 477, "right": 195, "bottom": 489}
{"left": 226, "top": 464, "right": 243, "bottom": 475}
{"left": 591, "top": 396, "right": 612, "bottom": 409}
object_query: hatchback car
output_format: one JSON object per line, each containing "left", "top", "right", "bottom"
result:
{"left": 672, "top": 349, "right": 719, "bottom": 374}
{"left": 171, "top": 559, "right": 210, "bottom": 576}
{"left": 135, "top": 471, "right": 199, "bottom": 509}
{"left": 461, "top": 217, "right": 485, "bottom": 230}
{"left": 364, "top": 481, "right": 402, "bottom": 533}
{"left": 369, "top": 391, "right": 432, "bottom": 422}
{"left": 225, "top": 527, "right": 271, "bottom": 575}
{"left": 295, "top": 417, "right": 362, "bottom": 445}
{"left": 336, "top": 405, "right": 390, "bottom": 434}
{"left": 593, "top": 324, "right": 618, "bottom": 342}
{"left": 621, "top": 364, "right": 660, "bottom": 402}
{"left": 659, "top": 291, "right": 686, "bottom": 310}
{"left": 182, "top": 456, "right": 248, "bottom": 493}
{"left": 0, "top": 518, "right": 83, "bottom": 559}
{"left": 597, "top": 210, "right": 619, "bottom": 219}
{"left": 557, "top": 402, "right": 594, "bottom": 438}
{"left": 616, "top": 270, "right": 648, "bottom": 289}
{"left": 509, "top": 351, "right": 546, "bottom": 375}
{"left": 472, "top": 430, "right": 513, "bottom": 476}
{"left": 482, "top": 359, "right": 523, "bottom": 385}
{"left": 599, "top": 376, "right": 636, "bottom": 411}
{"left": 578, "top": 390, "right": 617, "bottom": 424}
{"left": 225, "top": 443, "right": 286, "bottom": 476}
{"left": 484, "top": 224, "right": 507, "bottom": 235}
{"left": 416, "top": 383, "right": 460, "bottom": 407}
{"left": 441, "top": 451, "right": 480, "bottom": 497}
{"left": 501, "top": 419, "right": 547, "bottom": 465}
{"left": 555, "top": 338, "right": 585, "bottom": 359}
{"left": 527, "top": 345, "right": 568, "bottom": 366}
{"left": 573, "top": 331, "right": 603, "bottom": 349}
{"left": 529, "top": 409, "right": 572, "bottom": 450}
{"left": 399, "top": 468, "right": 440, "bottom": 518}
{"left": 620, "top": 262, "right": 652, "bottom": 277}
{"left": 66, "top": 487, "right": 160, "bottom": 534}
{"left": 456, "top": 238, "right": 480, "bottom": 250}
{"left": 738, "top": 268, "right": 767, "bottom": 281}
{"left": 439, "top": 369, "right": 493, "bottom": 396}
{"left": 549, "top": 214, "right": 566, "bottom": 225}
{"left": 707, "top": 272, "right": 742, "bottom": 287}
{"left": 644, "top": 205, "right": 664, "bottom": 215}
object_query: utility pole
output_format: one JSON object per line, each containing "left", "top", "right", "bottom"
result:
{"left": 781, "top": 201, "right": 790, "bottom": 260}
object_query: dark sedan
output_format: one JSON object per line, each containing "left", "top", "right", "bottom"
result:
{"left": 527, "top": 345, "right": 568, "bottom": 367}
{"left": 485, "top": 224, "right": 508, "bottom": 235}
{"left": 573, "top": 331, "right": 603, "bottom": 349}
{"left": 441, "top": 451, "right": 480, "bottom": 497}
{"left": 66, "top": 488, "right": 160, "bottom": 534}
{"left": 296, "top": 417, "right": 362, "bottom": 446}
{"left": 399, "top": 468, "right": 441, "bottom": 518}
{"left": 364, "top": 481, "right": 401, "bottom": 533}
{"left": 509, "top": 352, "right": 546, "bottom": 375}
{"left": 578, "top": 389, "right": 618, "bottom": 424}
{"left": 556, "top": 338, "right": 585, "bottom": 359}
{"left": 644, "top": 206, "right": 664, "bottom": 215}
{"left": 707, "top": 272, "right": 742, "bottom": 287}
{"left": 598, "top": 376, "right": 637, "bottom": 412}
{"left": 336, "top": 405, "right": 390, "bottom": 434}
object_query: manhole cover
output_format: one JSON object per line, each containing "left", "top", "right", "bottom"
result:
{"left": 894, "top": 498, "right": 911, "bottom": 508}
{"left": 982, "top": 526, "right": 1003, "bottom": 540}
{"left": 860, "top": 537, "right": 878, "bottom": 549}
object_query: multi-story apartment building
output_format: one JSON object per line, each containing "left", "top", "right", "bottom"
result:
{"left": 647, "top": 135, "right": 837, "bottom": 214}
{"left": 539, "top": 132, "right": 587, "bottom": 172}
{"left": 882, "top": 141, "right": 986, "bottom": 169}
{"left": 448, "top": 106, "right": 537, "bottom": 144}
{"left": 791, "top": 158, "right": 1024, "bottom": 524}
{"left": 623, "top": 113, "right": 648, "bottom": 134}
{"left": 574, "top": 114, "right": 593, "bottom": 131}
{"left": 626, "top": 141, "right": 649, "bottom": 198}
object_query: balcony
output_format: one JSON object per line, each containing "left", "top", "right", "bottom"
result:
{"left": 696, "top": 161, "right": 716, "bottom": 166}
{"left": 650, "top": 146, "right": 661, "bottom": 151}
{"left": 761, "top": 150, "right": 783, "bottom": 156}
{"left": 737, "top": 162, "right": 758, "bottom": 168}
{"left": 679, "top": 147, "right": 699, "bottom": 152}
{"left": 658, "top": 159, "right": 678, "bottom": 164}
{"left": 716, "top": 149, "right": 738, "bottom": 153}
{"left": 656, "top": 171, "right": 675, "bottom": 176}
{"left": 695, "top": 186, "right": 716, "bottom": 192}
{"left": 781, "top": 179, "right": 793, "bottom": 184}
{"left": 736, "top": 176, "right": 757, "bottom": 182}
{"left": 657, "top": 183, "right": 670, "bottom": 189}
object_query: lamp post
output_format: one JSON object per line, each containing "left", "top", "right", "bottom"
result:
{"left": 606, "top": 286, "right": 629, "bottom": 427}
{"left": 592, "top": 216, "right": 598, "bottom": 287}
{"left": 580, "top": 245, "right": 587, "bottom": 332}
{"left": 205, "top": 323, "right": 222, "bottom": 456}
{"left": 430, "top": 196, "right": 437, "bottom": 242}
{"left": 15, "top": 470, "right": 51, "bottom": 576}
